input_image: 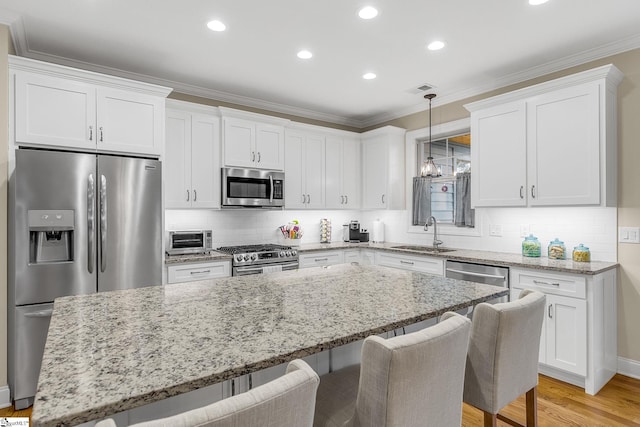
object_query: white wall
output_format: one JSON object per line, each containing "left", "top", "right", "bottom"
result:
{"left": 165, "top": 205, "right": 617, "bottom": 262}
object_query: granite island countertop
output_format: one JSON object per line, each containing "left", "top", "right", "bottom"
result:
{"left": 32, "top": 264, "right": 508, "bottom": 427}
{"left": 165, "top": 242, "right": 617, "bottom": 275}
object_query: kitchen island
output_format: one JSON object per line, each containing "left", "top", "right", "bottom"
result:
{"left": 32, "top": 264, "right": 508, "bottom": 427}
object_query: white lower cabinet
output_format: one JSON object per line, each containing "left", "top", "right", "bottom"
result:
{"left": 374, "top": 251, "right": 443, "bottom": 276}
{"left": 299, "top": 250, "right": 345, "bottom": 269}
{"left": 510, "top": 267, "right": 616, "bottom": 395}
{"left": 166, "top": 261, "right": 231, "bottom": 284}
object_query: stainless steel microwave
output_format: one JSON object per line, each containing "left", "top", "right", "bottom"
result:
{"left": 221, "top": 168, "right": 285, "bottom": 208}
{"left": 166, "top": 230, "right": 214, "bottom": 255}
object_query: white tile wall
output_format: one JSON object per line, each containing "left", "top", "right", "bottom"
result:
{"left": 166, "top": 206, "right": 617, "bottom": 262}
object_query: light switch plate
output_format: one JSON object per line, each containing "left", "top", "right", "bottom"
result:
{"left": 489, "top": 224, "right": 503, "bottom": 236}
{"left": 619, "top": 227, "right": 640, "bottom": 243}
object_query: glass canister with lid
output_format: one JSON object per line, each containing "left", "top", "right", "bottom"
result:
{"left": 572, "top": 244, "right": 591, "bottom": 262}
{"left": 547, "top": 238, "right": 566, "bottom": 260}
{"left": 522, "top": 234, "right": 542, "bottom": 257}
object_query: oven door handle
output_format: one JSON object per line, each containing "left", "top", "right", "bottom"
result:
{"left": 445, "top": 268, "right": 506, "bottom": 281}
{"left": 235, "top": 266, "right": 266, "bottom": 275}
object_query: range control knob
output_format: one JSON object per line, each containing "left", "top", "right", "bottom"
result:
{"left": 250, "top": 253, "right": 257, "bottom": 261}
{"left": 291, "top": 250, "right": 297, "bottom": 256}
{"left": 243, "top": 254, "right": 250, "bottom": 261}
{"left": 280, "top": 251, "right": 286, "bottom": 257}
{"left": 286, "top": 251, "right": 292, "bottom": 257}
{"left": 235, "top": 254, "right": 244, "bottom": 263}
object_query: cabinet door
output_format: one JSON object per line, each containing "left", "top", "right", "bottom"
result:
{"left": 167, "top": 261, "right": 231, "bottom": 284}
{"left": 362, "top": 136, "right": 388, "bottom": 209}
{"left": 223, "top": 117, "right": 255, "bottom": 168}
{"left": 284, "top": 131, "right": 305, "bottom": 209}
{"left": 191, "top": 114, "right": 220, "bottom": 208}
{"left": 342, "top": 138, "right": 361, "bottom": 209}
{"left": 96, "top": 87, "right": 163, "bottom": 155}
{"left": 471, "top": 101, "right": 527, "bottom": 207}
{"left": 527, "top": 83, "right": 600, "bottom": 206}
{"left": 255, "top": 123, "right": 284, "bottom": 170}
{"left": 165, "top": 110, "right": 192, "bottom": 208}
{"left": 545, "top": 294, "right": 587, "bottom": 375}
{"left": 15, "top": 72, "right": 96, "bottom": 149}
{"left": 324, "top": 137, "right": 343, "bottom": 209}
{"left": 299, "top": 251, "right": 344, "bottom": 268}
{"left": 304, "top": 135, "right": 325, "bottom": 209}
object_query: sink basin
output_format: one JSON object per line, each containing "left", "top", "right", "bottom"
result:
{"left": 390, "top": 245, "right": 455, "bottom": 253}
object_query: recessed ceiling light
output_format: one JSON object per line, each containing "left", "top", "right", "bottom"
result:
{"left": 207, "top": 20, "right": 226, "bottom": 32}
{"left": 363, "top": 73, "right": 377, "bottom": 80}
{"left": 297, "top": 50, "right": 313, "bottom": 59}
{"left": 529, "top": 0, "right": 549, "bottom": 4}
{"left": 358, "top": 6, "right": 378, "bottom": 20}
{"left": 427, "top": 40, "right": 445, "bottom": 51}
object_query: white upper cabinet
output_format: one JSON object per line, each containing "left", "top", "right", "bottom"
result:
{"left": 466, "top": 64, "right": 623, "bottom": 208}
{"left": 165, "top": 100, "right": 220, "bottom": 209}
{"left": 284, "top": 130, "right": 325, "bottom": 209}
{"left": 325, "top": 136, "right": 361, "bottom": 209}
{"left": 361, "top": 126, "right": 406, "bottom": 210}
{"left": 220, "top": 108, "right": 287, "bottom": 171}
{"left": 11, "top": 56, "right": 170, "bottom": 156}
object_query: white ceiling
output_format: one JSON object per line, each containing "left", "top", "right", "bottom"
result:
{"left": 1, "top": 0, "right": 640, "bottom": 128}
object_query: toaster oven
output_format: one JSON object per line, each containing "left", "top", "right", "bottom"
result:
{"left": 166, "top": 230, "right": 214, "bottom": 255}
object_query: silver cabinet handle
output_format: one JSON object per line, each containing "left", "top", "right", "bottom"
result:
{"left": 251, "top": 151, "right": 255, "bottom": 162}
{"left": 257, "top": 152, "right": 261, "bottom": 163}
{"left": 87, "top": 174, "right": 95, "bottom": 274}
{"left": 186, "top": 190, "right": 190, "bottom": 202}
{"left": 89, "top": 126, "right": 93, "bottom": 141}
{"left": 100, "top": 174, "right": 107, "bottom": 273}
{"left": 190, "top": 270, "right": 211, "bottom": 275}
{"left": 341, "top": 195, "right": 344, "bottom": 204}
{"left": 315, "top": 258, "right": 329, "bottom": 262}
{"left": 548, "top": 304, "right": 553, "bottom": 318}
{"left": 307, "top": 194, "right": 310, "bottom": 204}
{"left": 193, "top": 189, "right": 197, "bottom": 202}
{"left": 99, "top": 126, "right": 104, "bottom": 142}
{"left": 520, "top": 186, "right": 524, "bottom": 199}
{"left": 533, "top": 280, "right": 560, "bottom": 287}
{"left": 531, "top": 185, "right": 536, "bottom": 198}
{"left": 345, "top": 195, "right": 348, "bottom": 204}
{"left": 382, "top": 194, "right": 385, "bottom": 204}
{"left": 301, "top": 194, "right": 306, "bottom": 204}
{"left": 400, "top": 260, "right": 414, "bottom": 265}
{"left": 25, "top": 309, "right": 54, "bottom": 318}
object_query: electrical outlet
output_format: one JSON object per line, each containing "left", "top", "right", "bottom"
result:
{"left": 619, "top": 227, "right": 640, "bottom": 243}
{"left": 489, "top": 224, "right": 503, "bottom": 237}
{"left": 520, "top": 224, "right": 530, "bottom": 237}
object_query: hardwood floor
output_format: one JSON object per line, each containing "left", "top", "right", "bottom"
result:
{"left": 2, "top": 374, "right": 638, "bottom": 425}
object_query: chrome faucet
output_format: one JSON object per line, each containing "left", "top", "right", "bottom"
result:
{"left": 424, "top": 216, "right": 444, "bottom": 250}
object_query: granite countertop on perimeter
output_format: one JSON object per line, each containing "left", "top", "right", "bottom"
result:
{"left": 164, "top": 250, "right": 232, "bottom": 265}
{"left": 296, "top": 242, "right": 618, "bottom": 275}
{"left": 32, "top": 264, "right": 507, "bottom": 427}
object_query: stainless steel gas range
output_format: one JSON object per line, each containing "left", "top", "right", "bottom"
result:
{"left": 217, "top": 244, "right": 299, "bottom": 276}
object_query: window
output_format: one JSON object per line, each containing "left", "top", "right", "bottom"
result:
{"left": 415, "top": 133, "right": 473, "bottom": 226}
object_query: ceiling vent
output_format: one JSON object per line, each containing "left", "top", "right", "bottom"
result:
{"left": 406, "top": 83, "right": 436, "bottom": 95}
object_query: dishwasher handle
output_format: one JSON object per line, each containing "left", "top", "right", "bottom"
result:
{"left": 445, "top": 267, "right": 507, "bottom": 281}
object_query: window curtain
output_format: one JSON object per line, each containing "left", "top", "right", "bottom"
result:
{"left": 412, "top": 177, "right": 431, "bottom": 226}
{"left": 455, "top": 172, "right": 475, "bottom": 227}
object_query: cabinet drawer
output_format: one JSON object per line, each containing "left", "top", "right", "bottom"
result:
{"left": 167, "top": 261, "right": 231, "bottom": 284}
{"left": 299, "top": 251, "right": 344, "bottom": 269}
{"left": 374, "top": 252, "right": 443, "bottom": 276}
{"left": 510, "top": 268, "right": 586, "bottom": 299}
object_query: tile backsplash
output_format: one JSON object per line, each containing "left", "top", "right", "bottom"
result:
{"left": 165, "top": 206, "right": 617, "bottom": 262}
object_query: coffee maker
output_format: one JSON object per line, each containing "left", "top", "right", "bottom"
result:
{"left": 346, "top": 220, "right": 369, "bottom": 243}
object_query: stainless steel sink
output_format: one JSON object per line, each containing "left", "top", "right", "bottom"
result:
{"left": 390, "top": 245, "right": 455, "bottom": 253}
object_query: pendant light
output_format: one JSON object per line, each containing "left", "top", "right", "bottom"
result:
{"left": 420, "top": 93, "right": 441, "bottom": 177}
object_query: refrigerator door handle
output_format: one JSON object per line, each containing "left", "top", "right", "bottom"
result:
{"left": 24, "top": 309, "right": 54, "bottom": 318}
{"left": 100, "top": 175, "right": 107, "bottom": 273}
{"left": 87, "top": 174, "right": 95, "bottom": 274}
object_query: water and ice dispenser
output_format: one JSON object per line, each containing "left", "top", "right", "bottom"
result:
{"left": 28, "top": 210, "right": 75, "bottom": 264}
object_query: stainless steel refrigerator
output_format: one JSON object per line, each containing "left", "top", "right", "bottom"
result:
{"left": 8, "top": 148, "right": 162, "bottom": 409}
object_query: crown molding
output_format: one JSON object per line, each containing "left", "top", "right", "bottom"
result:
{"left": 3, "top": 7, "right": 640, "bottom": 130}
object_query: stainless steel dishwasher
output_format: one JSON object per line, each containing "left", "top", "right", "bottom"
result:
{"left": 445, "top": 260, "right": 510, "bottom": 304}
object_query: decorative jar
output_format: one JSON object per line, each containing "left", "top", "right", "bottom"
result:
{"left": 547, "top": 238, "right": 566, "bottom": 260}
{"left": 522, "top": 234, "right": 541, "bottom": 257}
{"left": 572, "top": 244, "right": 591, "bottom": 262}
